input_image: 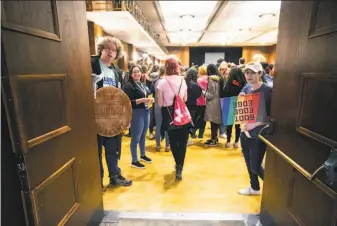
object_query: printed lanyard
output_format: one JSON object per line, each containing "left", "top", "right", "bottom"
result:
{"left": 135, "top": 82, "right": 147, "bottom": 97}
{"left": 135, "top": 82, "right": 148, "bottom": 109}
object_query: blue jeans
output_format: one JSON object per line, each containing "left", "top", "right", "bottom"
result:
{"left": 219, "top": 123, "right": 226, "bottom": 135}
{"left": 154, "top": 105, "right": 169, "bottom": 147}
{"left": 130, "top": 109, "right": 150, "bottom": 162}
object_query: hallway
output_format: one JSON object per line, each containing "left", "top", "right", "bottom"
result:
{"left": 102, "top": 128, "right": 261, "bottom": 214}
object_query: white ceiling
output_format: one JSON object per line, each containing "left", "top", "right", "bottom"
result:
{"left": 86, "top": 11, "right": 167, "bottom": 59}
{"left": 139, "top": 1, "right": 281, "bottom": 46}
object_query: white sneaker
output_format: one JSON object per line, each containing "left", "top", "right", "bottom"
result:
{"left": 187, "top": 140, "right": 194, "bottom": 146}
{"left": 149, "top": 134, "right": 155, "bottom": 139}
{"left": 238, "top": 187, "right": 261, "bottom": 196}
{"left": 225, "top": 142, "right": 231, "bottom": 148}
{"left": 220, "top": 133, "right": 227, "bottom": 139}
{"left": 233, "top": 142, "right": 239, "bottom": 148}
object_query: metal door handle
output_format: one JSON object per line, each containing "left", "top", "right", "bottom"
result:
{"left": 310, "top": 148, "right": 337, "bottom": 188}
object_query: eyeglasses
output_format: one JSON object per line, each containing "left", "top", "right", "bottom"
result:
{"left": 104, "top": 48, "right": 117, "bottom": 52}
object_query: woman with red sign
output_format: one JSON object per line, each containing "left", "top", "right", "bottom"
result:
{"left": 223, "top": 67, "right": 247, "bottom": 148}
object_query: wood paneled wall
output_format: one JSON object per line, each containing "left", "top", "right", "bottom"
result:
{"left": 166, "top": 46, "right": 190, "bottom": 66}
{"left": 242, "top": 45, "right": 276, "bottom": 64}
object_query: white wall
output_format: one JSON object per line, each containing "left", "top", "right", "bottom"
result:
{"left": 204, "top": 52, "right": 225, "bottom": 65}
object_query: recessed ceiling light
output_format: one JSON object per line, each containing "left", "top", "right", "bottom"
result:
{"left": 180, "top": 29, "right": 192, "bottom": 32}
{"left": 259, "top": 13, "right": 276, "bottom": 19}
{"left": 238, "top": 28, "right": 251, "bottom": 32}
{"left": 180, "top": 15, "right": 195, "bottom": 20}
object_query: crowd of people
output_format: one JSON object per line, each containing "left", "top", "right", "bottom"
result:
{"left": 91, "top": 36, "right": 274, "bottom": 196}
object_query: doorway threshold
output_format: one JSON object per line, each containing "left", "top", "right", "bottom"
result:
{"left": 99, "top": 211, "right": 262, "bottom": 226}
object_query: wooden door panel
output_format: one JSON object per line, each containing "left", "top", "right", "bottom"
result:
{"left": 261, "top": 152, "right": 297, "bottom": 226}
{"left": 261, "top": 1, "right": 337, "bottom": 225}
{"left": 308, "top": 0, "right": 337, "bottom": 38}
{"left": 296, "top": 74, "right": 337, "bottom": 147}
{"left": 287, "top": 171, "right": 335, "bottom": 226}
{"left": 31, "top": 158, "right": 79, "bottom": 226}
{"left": 15, "top": 74, "right": 70, "bottom": 148}
{"left": 1, "top": 1, "right": 61, "bottom": 41}
{"left": 1, "top": 1, "right": 102, "bottom": 225}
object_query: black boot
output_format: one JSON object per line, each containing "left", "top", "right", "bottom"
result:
{"left": 198, "top": 129, "right": 205, "bottom": 138}
{"left": 190, "top": 128, "right": 197, "bottom": 138}
{"left": 175, "top": 165, "right": 183, "bottom": 180}
{"left": 110, "top": 174, "right": 132, "bottom": 186}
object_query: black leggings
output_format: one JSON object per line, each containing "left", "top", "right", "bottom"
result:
{"left": 226, "top": 124, "right": 241, "bottom": 143}
{"left": 240, "top": 132, "right": 266, "bottom": 190}
{"left": 195, "top": 106, "right": 206, "bottom": 130}
{"left": 210, "top": 122, "right": 220, "bottom": 140}
{"left": 149, "top": 107, "right": 155, "bottom": 133}
{"left": 167, "top": 128, "right": 189, "bottom": 167}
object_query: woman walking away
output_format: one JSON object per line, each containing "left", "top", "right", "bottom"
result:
{"left": 157, "top": 57, "right": 189, "bottom": 180}
{"left": 203, "top": 64, "right": 223, "bottom": 147}
{"left": 195, "top": 65, "right": 208, "bottom": 138}
{"left": 151, "top": 66, "right": 170, "bottom": 152}
{"left": 185, "top": 68, "right": 202, "bottom": 144}
{"left": 223, "top": 67, "right": 247, "bottom": 148}
{"left": 124, "top": 65, "right": 154, "bottom": 169}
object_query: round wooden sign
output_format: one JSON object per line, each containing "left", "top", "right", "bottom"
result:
{"left": 95, "top": 87, "right": 132, "bottom": 137}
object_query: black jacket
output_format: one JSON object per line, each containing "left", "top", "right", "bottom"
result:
{"left": 91, "top": 55, "right": 124, "bottom": 90}
{"left": 124, "top": 81, "right": 151, "bottom": 109}
{"left": 186, "top": 80, "right": 202, "bottom": 106}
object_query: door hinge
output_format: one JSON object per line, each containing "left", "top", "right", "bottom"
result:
{"left": 17, "top": 162, "right": 26, "bottom": 172}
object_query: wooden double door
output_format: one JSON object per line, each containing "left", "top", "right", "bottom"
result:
{"left": 2, "top": 1, "right": 103, "bottom": 225}
{"left": 260, "top": 1, "right": 337, "bottom": 225}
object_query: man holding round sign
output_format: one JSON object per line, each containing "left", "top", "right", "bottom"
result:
{"left": 91, "top": 36, "right": 132, "bottom": 188}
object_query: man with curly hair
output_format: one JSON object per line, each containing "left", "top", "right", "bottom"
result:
{"left": 91, "top": 36, "right": 132, "bottom": 187}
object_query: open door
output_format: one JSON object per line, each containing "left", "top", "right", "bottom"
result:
{"left": 1, "top": 1, "right": 103, "bottom": 225}
{"left": 260, "top": 1, "right": 337, "bottom": 226}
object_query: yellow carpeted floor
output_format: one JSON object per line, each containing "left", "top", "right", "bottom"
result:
{"left": 102, "top": 126, "right": 262, "bottom": 214}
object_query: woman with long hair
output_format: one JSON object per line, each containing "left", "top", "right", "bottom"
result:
{"left": 203, "top": 64, "right": 223, "bottom": 146}
{"left": 124, "top": 65, "right": 153, "bottom": 169}
{"left": 223, "top": 67, "right": 247, "bottom": 148}
{"left": 185, "top": 68, "right": 202, "bottom": 144}
{"left": 157, "top": 58, "right": 188, "bottom": 180}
